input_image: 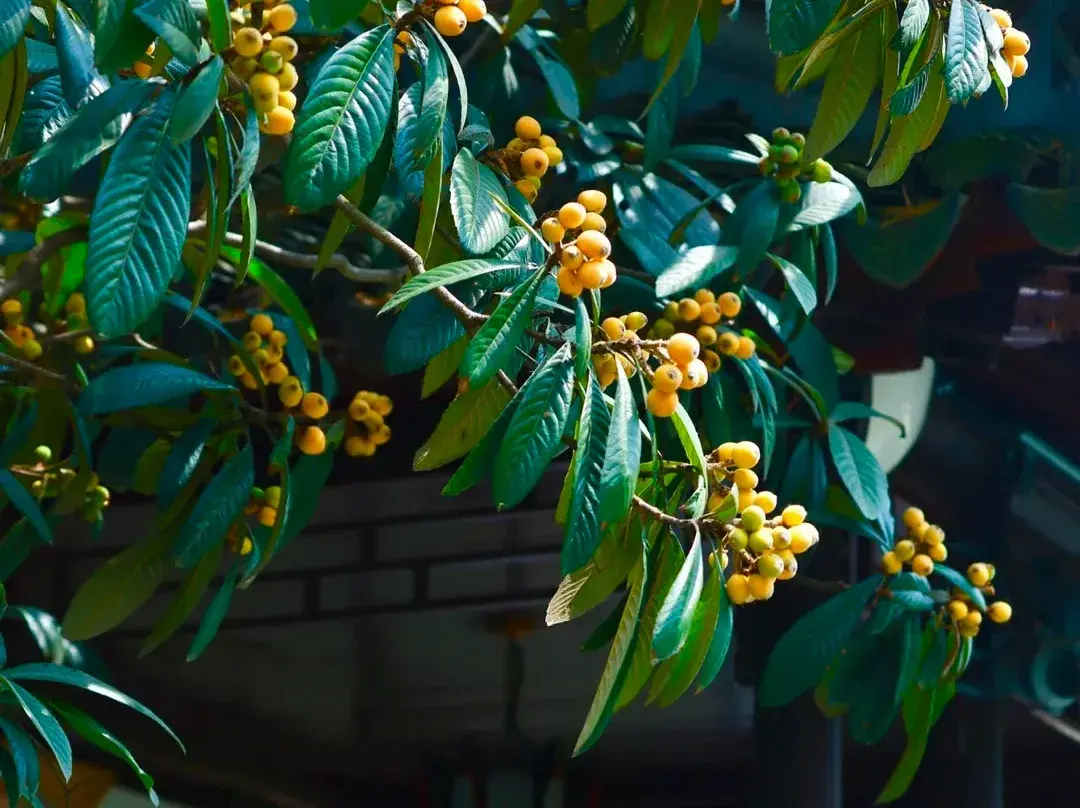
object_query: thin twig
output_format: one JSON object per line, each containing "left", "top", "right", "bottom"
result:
{"left": 0, "top": 352, "right": 66, "bottom": 382}
{"left": 187, "top": 222, "right": 405, "bottom": 284}
{"left": 0, "top": 226, "right": 89, "bottom": 299}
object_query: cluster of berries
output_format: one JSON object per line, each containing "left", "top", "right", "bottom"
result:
{"left": 227, "top": 312, "right": 294, "bottom": 390}
{"left": 2, "top": 293, "right": 95, "bottom": 362}
{"left": 707, "top": 440, "right": 819, "bottom": 604}
{"left": 229, "top": 1, "right": 301, "bottom": 135}
{"left": 592, "top": 312, "right": 648, "bottom": 388}
{"left": 548, "top": 192, "right": 615, "bottom": 296}
{"left": 246, "top": 483, "right": 284, "bottom": 529}
{"left": 344, "top": 391, "right": 393, "bottom": 458}
{"left": 430, "top": 0, "right": 488, "bottom": 38}
{"left": 757, "top": 128, "right": 832, "bottom": 204}
{"left": 986, "top": 7, "right": 1030, "bottom": 78}
{"left": 646, "top": 332, "right": 709, "bottom": 418}
{"left": 504, "top": 116, "right": 563, "bottom": 203}
{"left": 651, "top": 289, "right": 753, "bottom": 367}
{"left": 21, "top": 444, "right": 110, "bottom": 523}
{"left": 881, "top": 506, "right": 949, "bottom": 577}
{"left": 950, "top": 562, "right": 1011, "bottom": 638}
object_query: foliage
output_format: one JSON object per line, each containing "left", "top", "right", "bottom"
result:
{"left": 0, "top": 0, "right": 1045, "bottom": 802}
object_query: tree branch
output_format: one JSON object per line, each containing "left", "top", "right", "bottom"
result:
{"left": 0, "top": 226, "right": 89, "bottom": 299}
{"left": 186, "top": 222, "right": 405, "bottom": 284}
{"left": 0, "top": 352, "right": 67, "bottom": 382}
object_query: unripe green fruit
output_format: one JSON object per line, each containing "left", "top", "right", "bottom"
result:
{"left": 781, "top": 182, "right": 802, "bottom": 204}
{"left": 260, "top": 51, "right": 285, "bottom": 74}
{"left": 748, "top": 528, "right": 774, "bottom": 554}
{"left": 729, "top": 527, "right": 749, "bottom": 551}
{"left": 33, "top": 445, "right": 52, "bottom": 463}
{"left": 790, "top": 132, "right": 806, "bottom": 149}
{"left": 768, "top": 143, "right": 786, "bottom": 162}
{"left": 772, "top": 127, "right": 791, "bottom": 143}
{"left": 778, "top": 144, "right": 800, "bottom": 164}
{"left": 741, "top": 505, "right": 767, "bottom": 532}
{"left": 811, "top": 159, "right": 833, "bottom": 184}
{"left": 758, "top": 553, "right": 785, "bottom": 579}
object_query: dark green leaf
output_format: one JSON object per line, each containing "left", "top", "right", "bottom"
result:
{"left": 944, "top": 0, "right": 988, "bottom": 104}
{"left": 493, "top": 344, "right": 574, "bottom": 509}
{"left": 415, "top": 377, "right": 512, "bottom": 471}
{"left": 95, "top": 0, "right": 154, "bottom": 72}
{"left": 62, "top": 532, "right": 171, "bottom": 640}
{"left": 667, "top": 144, "right": 761, "bottom": 166}
{"left": 85, "top": 91, "right": 192, "bottom": 338}
{"left": 187, "top": 560, "right": 239, "bottom": 660}
{"left": 832, "top": 401, "right": 906, "bottom": 435}
{"left": 79, "top": 364, "right": 234, "bottom": 415}
{"left": 767, "top": 0, "right": 844, "bottom": 55}
{"left": 0, "top": 743, "right": 19, "bottom": 808}
{"left": 141, "top": 542, "right": 221, "bottom": 656}
{"left": 0, "top": 0, "right": 30, "bottom": 60}
{"left": 875, "top": 685, "right": 933, "bottom": 803}
{"left": 49, "top": 702, "right": 158, "bottom": 805}
{"left": 652, "top": 556, "right": 720, "bottom": 705}
{"left": 20, "top": 79, "right": 156, "bottom": 201}
{"left": 284, "top": 25, "right": 395, "bottom": 211}
{"left": 4, "top": 681, "right": 71, "bottom": 780}
{"left": 821, "top": 223, "right": 838, "bottom": 302}
{"left": 767, "top": 252, "right": 817, "bottom": 314}
{"left": 414, "top": 138, "right": 443, "bottom": 262}
{"left": 382, "top": 260, "right": 521, "bottom": 312}
{"left": 670, "top": 403, "right": 708, "bottom": 518}
{"left": 758, "top": 575, "right": 881, "bottom": 707}
{"left": 134, "top": 0, "right": 200, "bottom": 64}
{"left": 3, "top": 664, "right": 181, "bottom": 749}
{"left": 931, "top": 564, "right": 987, "bottom": 610}
{"left": 385, "top": 293, "right": 466, "bottom": 375}
{"left": 442, "top": 386, "right": 522, "bottom": 496}
{"left": 462, "top": 268, "right": 545, "bottom": 388}
{"left": 157, "top": 419, "right": 214, "bottom": 507}
{"left": 598, "top": 363, "right": 642, "bottom": 524}
{"left": 0, "top": 719, "right": 39, "bottom": 800}
{"left": 204, "top": 0, "right": 232, "bottom": 51}
{"left": 573, "top": 548, "right": 646, "bottom": 756}
{"left": 244, "top": 258, "right": 319, "bottom": 350}
{"left": 450, "top": 147, "right": 510, "bottom": 255}
{"left": 695, "top": 556, "right": 734, "bottom": 692}
{"left": 414, "top": 27, "right": 449, "bottom": 167}
{"left": 0, "top": 470, "right": 50, "bottom": 543}
{"left": 587, "top": 0, "right": 629, "bottom": 31}
{"left": 309, "top": 0, "right": 371, "bottom": 29}
{"left": 828, "top": 424, "right": 888, "bottom": 519}
{"left": 171, "top": 445, "right": 254, "bottom": 568}
{"left": 655, "top": 245, "right": 739, "bottom": 297}
{"left": 730, "top": 181, "right": 779, "bottom": 270}
{"left": 169, "top": 56, "right": 224, "bottom": 144}
{"left": 890, "top": 61, "right": 931, "bottom": 115}
{"left": 581, "top": 592, "right": 629, "bottom": 652}
{"left": 563, "top": 374, "right": 612, "bottom": 574}
{"left": 574, "top": 297, "right": 591, "bottom": 379}
{"left": 55, "top": 2, "right": 105, "bottom": 106}
{"left": 653, "top": 527, "right": 704, "bottom": 661}
{"left": 1005, "top": 184, "right": 1080, "bottom": 256}
{"left": 868, "top": 54, "right": 948, "bottom": 186}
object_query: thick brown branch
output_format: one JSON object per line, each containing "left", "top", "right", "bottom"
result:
{"left": 186, "top": 222, "right": 405, "bottom": 284}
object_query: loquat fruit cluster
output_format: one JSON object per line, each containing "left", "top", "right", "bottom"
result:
{"left": 502, "top": 116, "right": 563, "bottom": 203}
{"left": 227, "top": 311, "right": 295, "bottom": 391}
{"left": 704, "top": 439, "right": 819, "bottom": 604}
{"left": 757, "top": 128, "right": 831, "bottom": 204}
{"left": 344, "top": 390, "right": 393, "bottom": 457}
{"left": 593, "top": 311, "right": 648, "bottom": 389}
{"left": 984, "top": 7, "right": 1030, "bottom": 79}
{"left": 2, "top": 292, "right": 95, "bottom": 362}
{"left": 650, "top": 288, "right": 752, "bottom": 368}
{"left": 229, "top": 1, "right": 300, "bottom": 136}
{"left": 951, "top": 562, "right": 1011, "bottom": 638}
{"left": 550, "top": 190, "right": 615, "bottom": 295}
{"left": 245, "top": 483, "right": 284, "bottom": 534}
{"left": 647, "top": 332, "right": 709, "bottom": 418}
{"left": 429, "top": 0, "right": 487, "bottom": 39}
{"left": 881, "top": 505, "right": 948, "bottom": 578}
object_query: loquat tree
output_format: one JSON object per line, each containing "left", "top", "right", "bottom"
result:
{"left": 0, "top": 0, "right": 1039, "bottom": 803}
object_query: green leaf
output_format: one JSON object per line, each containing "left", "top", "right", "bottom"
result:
{"left": 3, "top": 664, "right": 181, "bottom": 749}
{"left": 0, "top": 470, "right": 50, "bottom": 544}
{"left": 462, "top": 268, "right": 545, "bottom": 388}
{"left": 573, "top": 547, "right": 647, "bottom": 756}
{"left": 79, "top": 364, "right": 234, "bottom": 415}
{"left": 652, "top": 554, "right": 721, "bottom": 706}
{"left": 730, "top": 181, "right": 779, "bottom": 270}
{"left": 587, "top": 0, "right": 629, "bottom": 30}
{"left": 832, "top": 401, "right": 906, "bottom": 436}
{"left": 134, "top": 0, "right": 200, "bottom": 64}
{"left": 85, "top": 91, "right": 192, "bottom": 338}
{"left": 598, "top": 363, "right": 642, "bottom": 524}
{"left": 414, "top": 138, "right": 443, "bottom": 263}
{"left": 450, "top": 148, "right": 510, "bottom": 255}
{"left": 870, "top": 0, "right": 901, "bottom": 158}
{"left": 828, "top": 423, "right": 889, "bottom": 519}
{"left": 652, "top": 527, "right": 704, "bottom": 661}
{"left": 875, "top": 685, "right": 933, "bottom": 803}
{"left": 0, "top": 0, "right": 30, "bottom": 60}
{"left": 187, "top": 560, "right": 239, "bottom": 660}
{"left": 868, "top": 54, "right": 947, "bottom": 187}
{"left": 655, "top": 245, "right": 739, "bottom": 297}
{"left": 284, "top": 25, "right": 395, "bottom": 211}
{"left": 563, "top": 373, "right": 612, "bottom": 574}
{"left": 244, "top": 258, "right": 319, "bottom": 350}
{"left": 667, "top": 144, "right": 761, "bottom": 166}
{"left": 204, "top": 0, "right": 232, "bottom": 51}
{"left": 415, "top": 378, "right": 512, "bottom": 471}
{"left": 767, "top": 0, "right": 844, "bottom": 56}
{"left": 0, "top": 719, "right": 39, "bottom": 801}
{"left": 493, "top": 344, "right": 574, "bottom": 510}
{"left": 758, "top": 575, "right": 881, "bottom": 707}
{"left": 931, "top": 564, "right": 987, "bottom": 610}
{"left": 61, "top": 531, "right": 171, "bottom": 640}
{"left": 422, "top": 337, "right": 467, "bottom": 399}
{"left": 896, "top": 0, "right": 929, "bottom": 50}
{"left": 944, "top": 0, "right": 987, "bottom": 104}
{"left": 310, "top": 0, "right": 371, "bottom": 29}
{"left": 442, "top": 386, "right": 521, "bottom": 496}
{"left": 695, "top": 556, "right": 734, "bottom": 692}
{"left": 644, "top": 2, "right": 699, "bottom": 111}
{"left": 0, "top": 743, "right": 19, "bottom": 808}
{"left": 573, "top": 297, "right": 591, "bottom": 379}
{"left": 383, "top": 260, "right": 524, "bottom": 313}
{"left": 581, "top": 592, "right": 629, "bottom": 652}
{"left": 140, "top": 542, "right": 221, "bottom": 656}
{"left": 1005, "top": 184, "right": 1080, "bottom": 256}
{"left": 55, "top": 1, "right": 105, "bottom": 106}
{"left": 274, "top": 446, "right": 335, "bottom": 552}
{"left": 169, "top": 56, "right": 224, "bottom": 144}
{"left": 4, "top": 681, "right": 71, "bottom": 780}
{"left": 414, "top": 27, "right": 449, "bottom": 167}
{"left": 95, "top": 0, "right": 154, "bottom": 72}
{"left": 171, "top": 445, "right": 254, "bottom": 569}
{"left": 890, "top": 61, "right": 932, "bottom": 115}
{"left": 804, "top": 12, "right": 881, "bottom": 160}
{"left": 49, "top": 702, "right": 158, "bottom": 805}
{"left": 20, "top": 79, "right": 155, "bottom": 201}
{"left": 766, "top": 252, "right": 818, "bottom": 314}
{"left": 670, "top": 403, "right": 708, "bottom": 518}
